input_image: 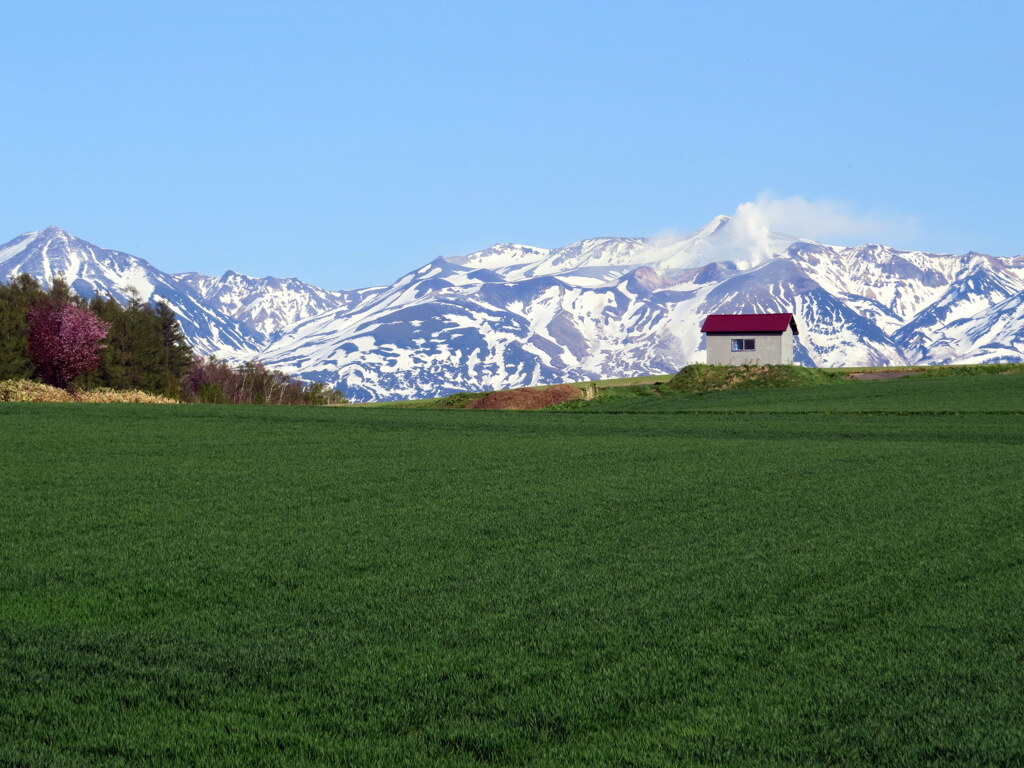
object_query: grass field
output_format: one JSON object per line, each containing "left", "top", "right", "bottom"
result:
{"left": 2, "top": 372, "right": 1024, "bottom": 766}
{"left": 346, "top": 374, "right": 672, "bottom": 408}
{"left": 572, "top": 368, "right": 1024, "bottom": 414}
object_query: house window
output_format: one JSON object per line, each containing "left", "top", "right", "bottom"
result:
{"left": 731, "top": 338, "right": 755, "bottom": 351}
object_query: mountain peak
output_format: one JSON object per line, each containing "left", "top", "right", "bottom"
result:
{"left": 695, "top": 214, "right": 733, "bottom": 238}
{"left": 448, "top": 242, "right": 550, "bottom": 270}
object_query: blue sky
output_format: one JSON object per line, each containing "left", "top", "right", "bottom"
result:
{"left": 1, "top": 1, "right": 1020, "bottom": 288}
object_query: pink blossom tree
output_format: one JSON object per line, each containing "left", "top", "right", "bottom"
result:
{"left": 27, "top": 301, "right": 110, "bottom": 389}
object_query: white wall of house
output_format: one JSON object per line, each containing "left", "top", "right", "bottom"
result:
{"left": 705, "top": 329, "right": 794, "bottom": 365}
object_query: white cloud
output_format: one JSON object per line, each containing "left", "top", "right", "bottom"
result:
{"left": 732, "top": 193, "right": 920, "bottom": 246}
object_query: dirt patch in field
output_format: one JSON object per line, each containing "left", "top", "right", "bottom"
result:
{"left": 845, "top": 370, "right": 923, "bottom": 381}
{"left": 466, "top": 384, "right": 583, "bottom": 410}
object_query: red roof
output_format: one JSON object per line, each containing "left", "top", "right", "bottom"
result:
{"left": 701, "top": 313, "right": 799, "bottom": 334}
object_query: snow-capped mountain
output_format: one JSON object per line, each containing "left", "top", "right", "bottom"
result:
{"left": 3, "top": 219, "right": 1023, "bottom": 401}
{"left": 255, "top": 217, "right": 1024, "bottom": 400}
{"left": 174, "top": 269, "right": 364, "bottom": 345}
{"left": 0, "top": 227, "right": 349, "bottom": 357}
{"left": 926, "top": 291, "right": 1024, "bottom": 365}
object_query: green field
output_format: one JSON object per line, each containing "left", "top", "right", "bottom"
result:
{"left": 572, "top": 369, "right": 1024, "bottom": 414}
{"left": 2, "top": 372, "right": 1024, "bottom": 766}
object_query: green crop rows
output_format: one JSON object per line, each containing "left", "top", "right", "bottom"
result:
{"left": 2, "top": 373, "right": 1023, "bottom": 766}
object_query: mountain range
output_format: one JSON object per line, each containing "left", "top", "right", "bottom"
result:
{"left": 2, "top": 219, "right": 1023, "bottom": 401}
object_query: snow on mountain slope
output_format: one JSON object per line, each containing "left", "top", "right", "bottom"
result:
{"left": 927, "top": 291, "right": 1024, "bottom": 364}
{"left": 0, "top": 227, "right": 259, "bottom": 356}
{"left": 449, "top": 243, "right": 550, "bottom": 271}
{"left": 2, "top": 227, "right": 168, "bottom": 304}
{"left": 452, "top": 216, "right": 807, "bottom": 285}
{"left": 0, "top": 228, "right": 349, "bottom": 358}
{"left": 695, "top": 258, "right": 902, "bottom": 367}
{"left": 260, "top": 264, "right": 696, "bottom": 402}
{"left": 257, "top": 243, "right": 905, "bottom": 399}
{"left": 259, "top": 217, "right": 1024, "bottom": 400}
{"left": 174, "top": 269, "right": 356, "bottom": 344}
{"left": 892, "top": 256, "right": 1024, "bottom": 362}
{"left": 4, "top": 218, "right": 1023, "bottom": 401}
{"left": 792, "top": 243, "right": 960, "bottom": 325}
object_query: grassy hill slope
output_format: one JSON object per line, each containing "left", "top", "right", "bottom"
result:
{"left": 571, "top": 367, "right": 1024, "bottom": 414}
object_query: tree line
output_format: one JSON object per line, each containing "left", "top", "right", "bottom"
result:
{"left": 0, "top": 273, "right": 346, "bottom": 405}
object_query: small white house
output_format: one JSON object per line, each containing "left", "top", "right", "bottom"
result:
{"left": 701, "top": 313, "right": 800, "bottom": 365}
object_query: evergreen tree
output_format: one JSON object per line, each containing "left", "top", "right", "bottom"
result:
{"left": 0, "top": 274, "right": 45, "bottom": 379}
{"left": 83, "top": 290, "right": 194, "bottom": 396}
{"left": 83, "top": 295, "right": 122, "bottom": 388}
{"left": 154, "top": 301, "right": 193, "bottom": 397}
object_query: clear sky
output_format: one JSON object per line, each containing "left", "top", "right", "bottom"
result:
{"left": 1, "top": 0, "right": 1021, "bottom": 289}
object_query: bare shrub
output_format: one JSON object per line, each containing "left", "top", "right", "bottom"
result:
{"left": 0, "top": 379, "right": 178, "bottom": 404}
{"left": 0, "top": 379, "right": 75, "bottom": 402}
